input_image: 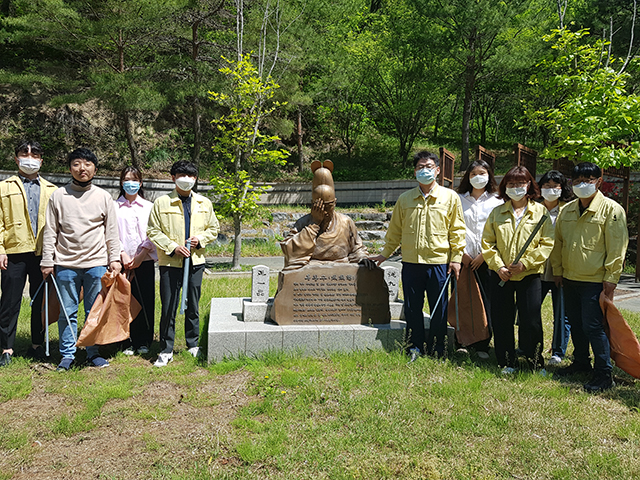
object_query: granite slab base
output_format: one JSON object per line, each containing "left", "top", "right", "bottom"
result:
{"left": 208, "top": 298, "right": 456, "bottom": 362}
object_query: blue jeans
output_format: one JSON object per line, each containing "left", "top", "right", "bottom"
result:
{"left": 401, "top": 262, "right": 448, "bottom": 356}
{"left": 55, "top": 266, "right": 107, "bottom": 360}
{"left": 563, "top": 279, "right": 611, "bottom": 374}
{"left": 541, "top": 281, "right": 571, "bottom": 358}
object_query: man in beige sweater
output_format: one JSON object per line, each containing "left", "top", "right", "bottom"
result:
{"left": 41, "top": 148, "right": 121, "bottom": 371}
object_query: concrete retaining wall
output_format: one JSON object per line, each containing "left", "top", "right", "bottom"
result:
{"left": 1, "top": 170, "right": 635, "bottom": 206}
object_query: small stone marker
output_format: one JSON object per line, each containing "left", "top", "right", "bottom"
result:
{"left": 251, "top": 265, "right": 270, "bottom": 303}
{"left": 382, "top": 266, "right": 400, "bottom": 302}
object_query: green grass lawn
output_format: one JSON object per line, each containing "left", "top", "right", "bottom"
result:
{"left": 0, "top": 276, "right": 639, "bottom": 479}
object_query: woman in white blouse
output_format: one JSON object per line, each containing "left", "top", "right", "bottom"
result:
{"left": 537, "top": 170, "right": 573, "bottom": 366}
{"left": 115, "top": 166, "right": 157, "bottom": 355}
{"left": 457, "top": 160, "right": 503, "bottom": 358}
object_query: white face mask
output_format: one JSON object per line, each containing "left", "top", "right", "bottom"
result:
{"left": 18, "top": 157, "right": 41, "bottom": 175}
{"left": 506, "top": 187, "right": 527, "bottom": 202}
{"left": 541, "top": 188, "right": 561, "bottom": 202}
{"left": 175, "top": 176, "right": 196, "bottom": 192}
{"left": 469, "top": 174, "right": 489, "bottom": 190}
{"left": 573, "top": 182, "right": 597, "bottom": 199}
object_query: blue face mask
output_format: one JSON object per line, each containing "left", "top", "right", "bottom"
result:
{"left": 416, "top": 167, "right": 437, "bottom": 185}
{"left": 123, "top": 180, "right": 141, "bottom": 196}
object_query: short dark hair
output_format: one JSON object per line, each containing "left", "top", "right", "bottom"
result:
{"left": 119, "top": 165, "right": 145, "bottom": 199}
{"left": 571, "top": 162, "right": 601, "bottom": 181}
{"left": 170, "top": 160, "right": 198, "bottom": 177}
{"left": 498, "top": 165, "right": 540, "bottom": 201}
{"left": 537, "top": 170, "right": 573, "bottom": 202}
{"left": 413, "top": 151, "right": 439, "bottom": 168}
{"left": 457, "top": 159, "right": 498, "bottom": 195}
{"left": 67, "top": 148, "right": 98, "bottom": 168}
{"left": 15, "top": 140, "right": 43, "bottom": 157}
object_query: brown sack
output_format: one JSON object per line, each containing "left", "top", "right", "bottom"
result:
{"left": 448, "top": 254, "right": 489, "bottom": 346}
{"left": 600, "top": 292, "right": 640, "bottom": 379}
{"left": 76, "top": 271, "right": 142, "bottom": 347}
{"left": 40, "top": 282, "right": 84, "bottom": 328}
{"left": 41, "top": 279, "right": 60, "bottom": 327}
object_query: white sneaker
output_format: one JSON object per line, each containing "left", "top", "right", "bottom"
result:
{"left": 187, "top": 347, "right": 200, "bottom": 358}
{"left": 477, "top": 351, "right": 490, "bottom": 360}
{"left": 153, "top": 352, "right": 173, "bottom": 367}
{"left": 548, "top": 355, "right": 562, "bottom": 366}
{"left": 501, "top": 366, "right": 516, "bottom": 375}
{"left": 122, "top": 347, "right": 134, "bottom": 356}
{"left": 136, "top": 346, "right": 150, "bottom": 355}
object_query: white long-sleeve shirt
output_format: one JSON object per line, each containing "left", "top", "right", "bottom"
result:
{"left": 459, "top": 191, "right": 503, "bottom": 258}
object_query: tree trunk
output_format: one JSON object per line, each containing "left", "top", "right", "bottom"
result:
{"left": 191, "top": 96, "right": 202, "bottom": 169}
{"left": 232, "top": 213, "right": 242, "bottom": 270}
{"left": 123, "top": 111, "right": 140, "bottom": 169}
{"left": 460, "top": 56, "right": 476, "bottom": 172}
{"left": 297, "top": 107, "right": 304, "bottom": 171}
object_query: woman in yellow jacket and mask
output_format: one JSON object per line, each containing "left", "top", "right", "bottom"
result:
{"left": 482, "top": 166, "right": 555, "bottom": 374}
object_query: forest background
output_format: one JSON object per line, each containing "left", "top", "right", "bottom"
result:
{"left": 1, "top": 0, "right": 639, "bottom": 183}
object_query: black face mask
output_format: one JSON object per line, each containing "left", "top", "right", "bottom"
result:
{"left": 72, "top": 178, "right": 92, "bottom": 188}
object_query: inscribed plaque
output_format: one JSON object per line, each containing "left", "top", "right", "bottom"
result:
{"left": 273, "top": 263, "right": 390, "bottom": 325}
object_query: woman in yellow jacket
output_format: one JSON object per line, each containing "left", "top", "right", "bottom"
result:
{"left": 481, "top": 166, "right": 554, "bottom": 374}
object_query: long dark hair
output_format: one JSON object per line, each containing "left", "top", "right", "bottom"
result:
{"left": 537, "top": 170, "right": 573, "bottom": 202}
{"left": 119, "top": 166, "right": 145, "bottom": 199}
{"left": 458, "top": 159, "right": 498, "bottom": 195}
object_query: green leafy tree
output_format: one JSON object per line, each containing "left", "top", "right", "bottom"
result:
{"left": 35, "top": 0, "right": 178, "bottom": 168}
{"left": 209, "top": 55, "right": 288, "bottom": 269}
{"left": 349, "top": 0, "right": 445, "bottom": 168}
{"left": 525, "top": 28, "right": 640, "bottom": 168}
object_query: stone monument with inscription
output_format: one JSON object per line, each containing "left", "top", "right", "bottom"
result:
{"left": 271, "top": 160, "right": 391, "bottom": 325}
{"left": 210, "top": 161, "right": 411, "bottom": 362}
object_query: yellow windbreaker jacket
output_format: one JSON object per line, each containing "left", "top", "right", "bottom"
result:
{"left": 481, "top": 199, "right": 554, "bottom": 281}
{"left": 381, "top": 184, "right": 466, "bottom": 264}
{"left": 0, "top": 175, "right": 57, "bottom": 255}
{"left": 147, "top": 190, "right": 219, "bottom": 267}
{"left": 550, "top": 191, "right": 628, "bottom": 284}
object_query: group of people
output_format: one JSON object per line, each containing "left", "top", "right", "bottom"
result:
{"left": 0, "top": 142, "right": 630, "bottom": 392}
{"left": 372, "top": 151, "right": 628, "bottom": 393}
{"left": 0, "top": 141, "right": 218, "bottom": 371}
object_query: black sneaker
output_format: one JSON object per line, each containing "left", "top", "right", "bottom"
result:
{"left": 0, "top": 352, "right": 11, "bottom": 367}
{"left": 26, "top": 345, "right": 47, "bottom": 361}
{"left": 555, "top": 362, "right": 593, "bottom": 376}
{"left": 584, "top": 372, "right": 615, "bottom": 393}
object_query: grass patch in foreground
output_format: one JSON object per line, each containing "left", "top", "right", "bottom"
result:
{"left": 0, "top": 277, "right": 639, "bottom": 478}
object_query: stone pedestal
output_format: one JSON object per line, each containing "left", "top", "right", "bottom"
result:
{"left": 207, "top": 298, "right": 454, "bottom": 362}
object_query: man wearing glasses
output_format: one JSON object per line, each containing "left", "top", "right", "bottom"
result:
{"left": 0, "top": 140, "right": 58, "bottom": 366}
{"left": 371, "top": 151, "right": 466, "bottom": 360}
{"left": 551, "top": 162, "right": 628, "bottom": 392}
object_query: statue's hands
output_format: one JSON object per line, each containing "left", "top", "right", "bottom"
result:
{"left": 311, "top": 198, "right": 325, "bottom": 224}
{"left": 359, "top": 258, "right": 377, "bottom": 270}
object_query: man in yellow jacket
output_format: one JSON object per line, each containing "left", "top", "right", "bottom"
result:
{"left": 371, "top": 151, "right": 466, "bottom": 359}
{"left": 147, "top": 160, "right": 219, "bottom": 367}
{"left": 0, "top": 141, "right": 57, "bottom": 366}
{"left": 551, "top": 162, "right": 628, "bottom": 392}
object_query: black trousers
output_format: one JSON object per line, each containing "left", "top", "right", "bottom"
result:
{"left": 129, "top": 260, "right": 156, "bottom": 349}
{"left": 159, "top": 263, "right": 205, "bottom": 354}
{"left": 0, "top": 252, "right": 44, "bottom": 350}
{"left": 401, "top": 262, "right": 448, "bottom": 356}
{"left": 491, "top": 273, "right": 544, "bottom": 368}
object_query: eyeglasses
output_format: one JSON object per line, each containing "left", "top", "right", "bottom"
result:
{"left": 572, "top": 178, "right": 599, "bottom": 185}
{"left": 506, "top": 182, "right": 529, "bottom": 188}
{"left": 416, "top": 163, "right": 437, "bottom": 170}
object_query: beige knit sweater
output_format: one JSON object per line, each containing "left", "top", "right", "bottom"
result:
{"left": 41, "top": 183, "right": 120, "bottom": 269}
